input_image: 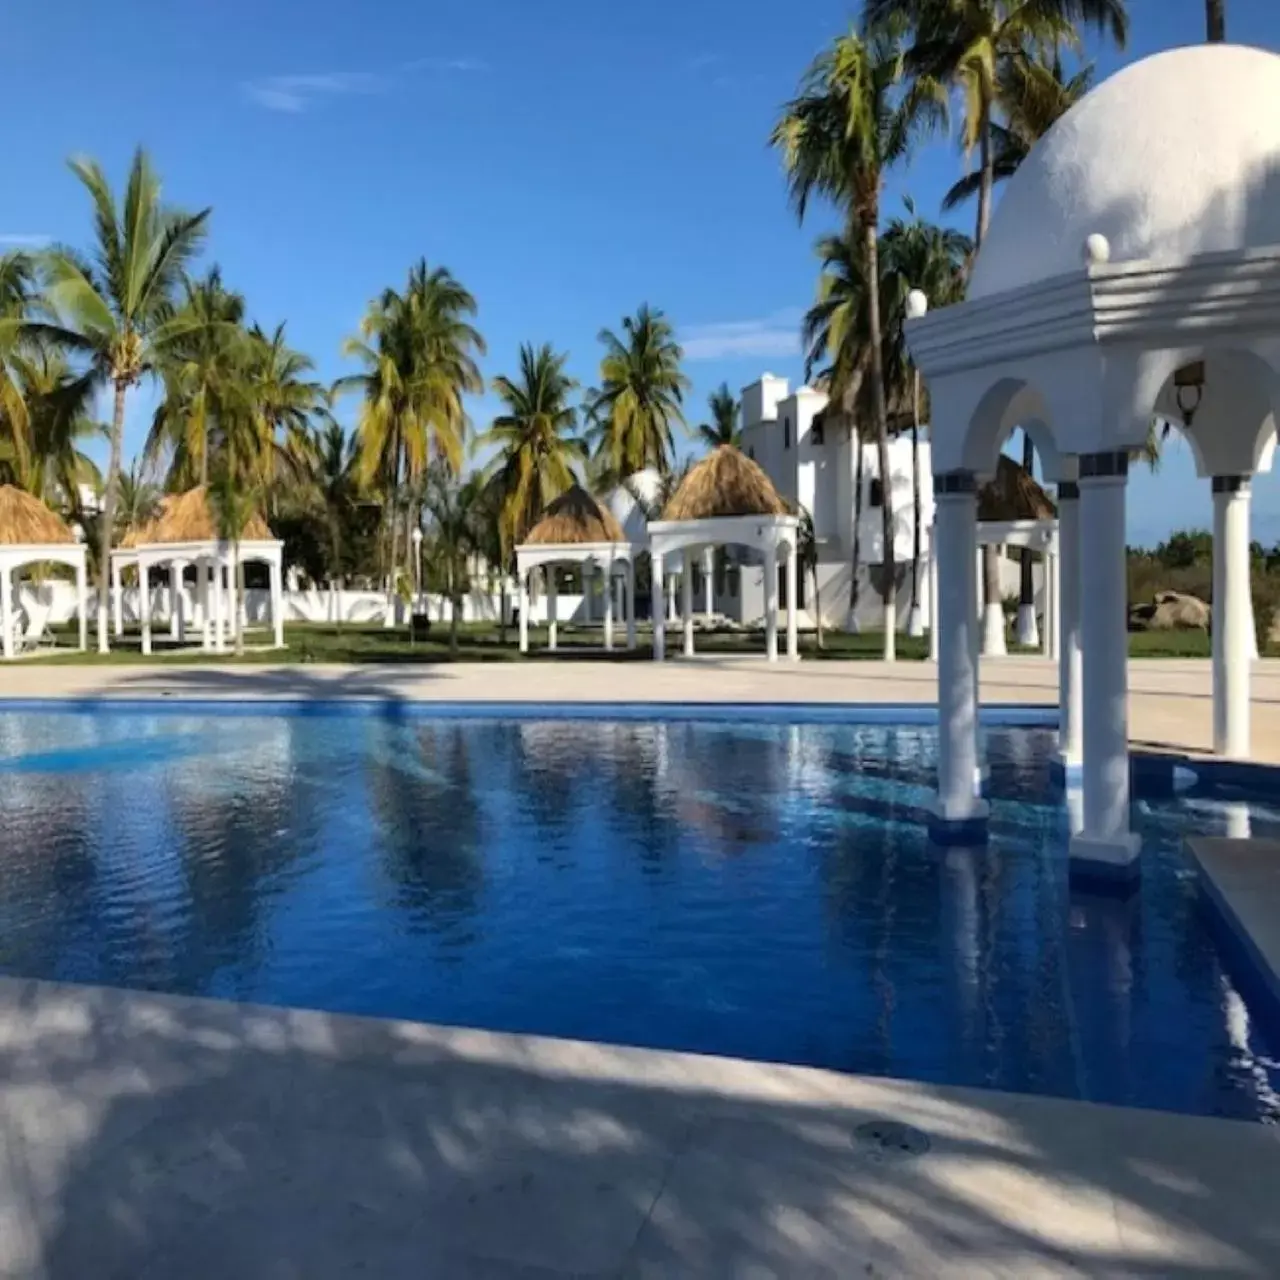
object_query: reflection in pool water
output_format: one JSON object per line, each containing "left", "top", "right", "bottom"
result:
{"left": 0, "top": 708, "right": 1276, "bottom": 1123}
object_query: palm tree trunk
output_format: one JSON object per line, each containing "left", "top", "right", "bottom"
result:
{"left": 97, "top": 380, "right": 127, "bottom": 653}
{"left": 910, "top": 372, "right": 922, "bottom": 615}
{"left": 1019, "top": 430, "right": 1036, "bottom": 621}
{"left": 864, "top": 218, "right": 896, "bottom": 661}
{"left": 850, "top": 432, "right": 864, "bottom": 628}
{"left": 1207, "top": 0, "right": 1226, "bottom": 41}
{"left": 498, "top": 579, "right": 508, "bottom": 645}
{"left": 975, "top": 88, "right": 994, "bottom": 250}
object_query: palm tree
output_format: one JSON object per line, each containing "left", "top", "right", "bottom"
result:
{"left": 585, "top": 304, "right": 689, "bottom": 484}
{"left": 1207, "top": 0, "right": 1225, "bottom": 40}
{"left": 114, "top": 462, "right": 162, "bottom": 543}
{"left": 243, "top": 322, "right": 330, "bottom": 490}
{"left": 878, "top": 199, "right": 971, "bottom": 633}
{"left": 307, "top": 421, "right": 358, "bottom": 615}
{"left": 208, "top": 462, "right": 257, "bottom": 656}
{"left": 1, "top": 347, "right": 104, "bottom": 517}
{"left": 480, "top": 343, "right": 587, "bottom": 555}
{"left": 697, "top": 383, "right": 741, "bottom": 450}
{"left": 797, "top": 504, "right": 823, "bottom": 649}
{"left": 37, "top": 149, "right": 210, "bottom": 651}
{"left": 865, "top": 0, "right": 1128, "bottom": 248}
{"left": 0, "top": 251, "right": 38, "bottom": 472}
{"left": 774, "top": 26, "right": 940, "bottom": 657}
{"left": 147, "top": 267, "right": 246, "bottom": 488}
{"left": 335, "top": 261, "right": 484, "bottom": 623}
{"left": 420, "top": 461, "right": 485, "bottom": 653}
{"left": 941, "top": 48, "right": 1095, "bottom": 214}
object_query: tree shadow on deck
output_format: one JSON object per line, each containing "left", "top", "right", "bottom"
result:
{"left": 2, "top": 979, "right": 1277, "bottom": 1278}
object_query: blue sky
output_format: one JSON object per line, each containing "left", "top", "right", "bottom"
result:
{"left": 5, "top": 0, "right": 1279, "bottom": 546}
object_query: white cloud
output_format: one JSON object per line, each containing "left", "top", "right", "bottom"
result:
{"left": 0, "top": 234, "right": 51, "bottom": 247}
{"left": 242, "top": 72, "right": 387, "bottom": 113}
{"left": 681, "top": 309, "right": 804, "bottom": 361}
{"left": 403, "top": 56, "right": 488, "bottom": 73}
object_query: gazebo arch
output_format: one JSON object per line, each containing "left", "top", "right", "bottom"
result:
{"left": 647, "top": 446, "right": 799, "bottom": 662}
{"left": 515, "top": 486, "right": 634, "bottom": 654}
{"left": 0, "top": 486, "right": 88, "bottom": 658}
{"left": 109, "top": 486, "right": 284, "bottom": 655}
{"left": 905, "top": 43, "right": 1280, "bottom": 883}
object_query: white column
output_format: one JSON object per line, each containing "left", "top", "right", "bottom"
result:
{"left": 604, "top": 559, "right": 615, "bottom": 651}
{"left": 666, "top": 572, "right": 677, "bottom": 623}
{"left": 112, "top": 559, "right": 124, "bottom": 637}
{"left": 682, "top": 549, "right": 694, "bottom": 657}
{"left": 1058, "top": 486, "right": 1083, "bottom": 773}
{"left": 169, "top": 559, "right": 182, "bottom": 640}
{"left": 139, "top": 561, "right": 152, "bottom": 656}
{"left": 981, "top": 543, "right": 1007, "bottom": 655}
{"left": 764, "top": 544, "right": 779, "bottom": 662}
{"left": 626, "top": 561, "right": 637, "bottom": 650}
{"left": 211, "top": 557, "right": 225, "bottom": 654}
{"left": 1044, "top": 548, "right": 1058, "bottom": 660}
{"left": 270, "top": 556, "right": 285, "bottom": 648}
{"left": 1213, "top": 475, "right": 1252, "bottom": 758}
{"left": 518, "top": 571, "right": 529, "bottom": 654}
{"left": 582, "top": 564, "right": 593, "bottom": 624}
{"left": 1071, "top": 453, "right": 1138, "bottom": 873}
{"left": 703, "top": 547, "right": 714, "bottom": 619}
{"left": 199, "top": 560, "right": 212, "bottom": 651}
{"left": 652, "top": 552, "right": 665, "bottom": 660}
{"left": 76, "top": 560, "right": 87, "bottom": 651}
{"left": 928, "top": 533, "right": 940, "bottom": 663}
{"left": 932, "top": 473, "right": 986, "bottom": 830}
{"left": 547, "top": 568, "right": 558, "bottom": 652}
{"left": 785, "top": 540, "right": 799, "bottom": 661}
{"left": 0, "top": 566, "right": 12, "bottom": 660}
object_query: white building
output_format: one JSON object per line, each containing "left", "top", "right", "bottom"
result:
{"left": 734, "top": 374, "right": 1039, "bottom": 634}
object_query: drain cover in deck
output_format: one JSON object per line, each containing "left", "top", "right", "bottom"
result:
{"left": 853, "top": 1119, "right": 930, "bottom": 1158}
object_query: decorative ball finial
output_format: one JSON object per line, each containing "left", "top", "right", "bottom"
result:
{"left": 905, "top": 289, "right": 929, "bottom": 320}
{"left": 1083, "top": 233, "right": 1111, "bottom": 266}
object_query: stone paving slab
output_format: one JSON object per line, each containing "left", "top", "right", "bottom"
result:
{"left": 3, "top": 656, "right": 1280, "bottom": 762}
{"left": 2, "top": 977, "right": 1280, "bottom": 1278}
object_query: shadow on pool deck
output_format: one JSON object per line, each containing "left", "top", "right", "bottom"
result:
{"left": 3, "top": 978, "right": 1279, "bottom": 1278}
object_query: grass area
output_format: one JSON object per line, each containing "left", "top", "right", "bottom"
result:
{"left": 34, "top": 620, "right": 1220, "bottom": 664}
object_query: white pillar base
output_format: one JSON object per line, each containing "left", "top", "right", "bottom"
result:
{"left": 1015, "top": 603, "right": 1039, "bottom": 648}
{"left": 907, "top": 604, "right": 925, "bottom": 638}
{"left": 981, "top": 603, "right": 1007, "bottom": 656}
{"left": 928, "top": 793, "right": 991, "bottom": 845}
{"left": 1068, "top": 831, "right": 1142, "bottom": 886}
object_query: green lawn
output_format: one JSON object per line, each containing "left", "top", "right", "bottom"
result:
{"left": 32, "top": 620, "right": 1221, "bottom": 665}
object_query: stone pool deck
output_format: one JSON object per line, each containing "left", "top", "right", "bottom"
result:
{"left": 3, "top": 655, "right": 1280, "bottom": 763}
{"left": 3, "top": 976, "right": 1280, "bottom": 1279}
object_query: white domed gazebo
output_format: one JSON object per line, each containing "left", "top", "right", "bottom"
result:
{"left": 905, "top": 44, "right": 1280, "bottom": 884}
{"left": 515, "top": 486, "right": 635, "bottom": 654}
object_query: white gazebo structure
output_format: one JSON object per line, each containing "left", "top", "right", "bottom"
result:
{"left": 108, "top": 486, "right": 285, "bottom": 655}
{"left": 515, "top": 486, "right": 635, "bottom": 654}
{"left": 0, "top": 486, "right": 88, "bottom": 658}
{"left": 905, "top": 43, "right": 1280, "bottom": 884}
{"left": 647, "top": 446, "right": 799, "bottom": 662}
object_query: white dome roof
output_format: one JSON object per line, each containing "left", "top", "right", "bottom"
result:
{"left": 968, "top": 45, "right": 1280, "bottom": 301}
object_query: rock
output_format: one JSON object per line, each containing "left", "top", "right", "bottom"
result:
{"left": 1146, "top": 590, "right": 1210, "bottom": 631}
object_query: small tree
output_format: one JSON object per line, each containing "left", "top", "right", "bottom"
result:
{"left": 421, "top": 462, "right": 484, "bottom": 653}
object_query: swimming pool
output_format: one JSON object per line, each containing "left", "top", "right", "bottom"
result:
{"left": 0, "top": 701, "right": 1277, "bottom": 1123}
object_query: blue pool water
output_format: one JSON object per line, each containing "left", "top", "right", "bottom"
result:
{"left": 1, "top": 703, "right": 1278, "bottom": 1123}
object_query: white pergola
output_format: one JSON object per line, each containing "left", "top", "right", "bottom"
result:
{"left": 905, "top": 43, "right": 1280, "bottom": 884}
{"left": 109, "top": 539, "right": 285, "bottom": 655}
{"left": 514, "top": 540, "right": 635, "bottom": 654}
{"left": 0, "top": 543, "right": 88, "bottom": 659}
{"left": 647, "top": 513, "right": 800, "bottom": 662}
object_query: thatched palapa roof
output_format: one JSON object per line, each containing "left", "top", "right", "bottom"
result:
{"left": 662, "top": 446, "right": 787, "bottom": 521}
{"left": 524, "top": 485, "right": 627, "bottom": 546}
{"left": 0, "top": 485, "right": 76, "bottom": 546}
{"left": 978, "top": 456, "right": 1057, "bottom": 522}
{"left": 135, "top": 486, "right": 273, "bottom": 545}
